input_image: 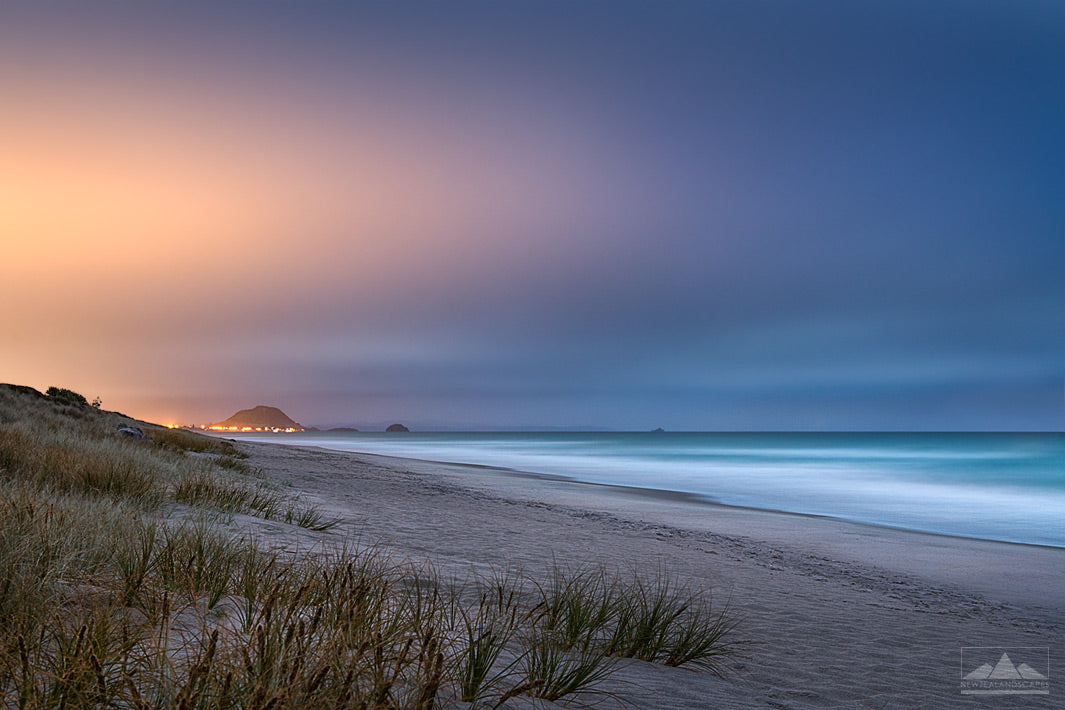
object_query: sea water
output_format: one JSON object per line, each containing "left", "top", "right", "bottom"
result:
{"left": 231, "top": 432, "right": 1065, "bottom": 547}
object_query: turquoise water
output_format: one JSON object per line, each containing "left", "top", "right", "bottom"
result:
{"left": 233, "top": 432, "right": 1065, "bottom": 547}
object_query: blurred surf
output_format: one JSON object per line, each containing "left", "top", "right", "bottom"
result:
{"left": 232, "top": 431, "right": 1065, "bottom": 547}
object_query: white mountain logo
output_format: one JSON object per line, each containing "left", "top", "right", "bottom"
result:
{"left": 960, "top": 647, "right": 1050, "bottom": 696}
{"left": 965, "top": 652, "right": 1047, "bottom": 680}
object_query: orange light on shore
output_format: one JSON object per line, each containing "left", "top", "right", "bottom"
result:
{"left": 204, "top": 424, "right": 304, "bottom": 433}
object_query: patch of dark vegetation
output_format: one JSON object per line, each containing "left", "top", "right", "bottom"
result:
{"left": 46, "top": 386, "right": 89, "bottom": 406}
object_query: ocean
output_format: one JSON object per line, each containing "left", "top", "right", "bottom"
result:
{"left": 231, "top": 432, "right": 1065, "bottom": 548}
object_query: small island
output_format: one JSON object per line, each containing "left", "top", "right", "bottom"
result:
{"left": 385, "top": 423, "right": 410, "bottom": 432}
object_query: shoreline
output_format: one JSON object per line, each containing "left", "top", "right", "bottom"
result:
{"left": 228, "top": 438, "right": 1062, "bottom": 708}
{"left": 330, "top": 448, "right": 1065, "bottom": 552}
{"left": 216, "top": 430, "right": 1065, "bottom": 553}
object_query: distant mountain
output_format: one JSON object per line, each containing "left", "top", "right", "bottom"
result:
{"left": 210, "top": 406, "right": 304, "bottom": 431}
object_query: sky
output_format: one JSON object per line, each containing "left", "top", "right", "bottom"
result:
{"left": 2, "top": 1, "right": 1063, "bottom": 431}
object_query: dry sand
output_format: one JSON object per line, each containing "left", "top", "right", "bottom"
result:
{"left": 221, "top": 439, "right": 1063, "bottom": 709}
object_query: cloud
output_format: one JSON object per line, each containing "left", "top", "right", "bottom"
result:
{"left": 1, "top": 1, "right": 1062, "bottom": 429}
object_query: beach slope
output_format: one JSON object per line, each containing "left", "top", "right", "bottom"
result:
{"left": 234, "top": 440, "right": 1063, "bottom": 709}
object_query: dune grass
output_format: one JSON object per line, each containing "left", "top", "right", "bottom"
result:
{"left": 144, "top": 425, "right": 247, "bottom": 459}
{"left": 0, "top": 425, "right": 164, "bottom": 504}
{"left": 0, "top": 383, "right": 737, "bottom": 708}
{"left": 603, "top": 568, "right": 737, "bottom": 674}
{"left": 454, "top": 568, "right": 529, "bottom": 703}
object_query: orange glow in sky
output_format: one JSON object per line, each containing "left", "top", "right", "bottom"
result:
{"left": 1, "top": 27, "right": 621, "bottom": 425}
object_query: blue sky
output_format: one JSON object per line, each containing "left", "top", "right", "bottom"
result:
{"left": 2, "top": 1, "right": 1062, "bottom": 429}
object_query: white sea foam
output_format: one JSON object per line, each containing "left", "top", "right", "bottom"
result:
{"left": 233, "top": 432, "right": 1065, "bottom": 546}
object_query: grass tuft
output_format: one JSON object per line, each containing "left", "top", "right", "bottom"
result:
{"left": 604, "top": 568, "right": 736, "bottom": 673}
{"left": 284, "top": 501, "right": 343, "bottom": 531}
{"left": 538, "top": 563, "right": 618, "bottom": 652}
{"left": 455, "top": 568, "right": 528, "bottom": 703}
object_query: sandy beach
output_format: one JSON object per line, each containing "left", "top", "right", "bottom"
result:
{"left": 218, "top": 439, "right": 1064, "bottom": 709}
